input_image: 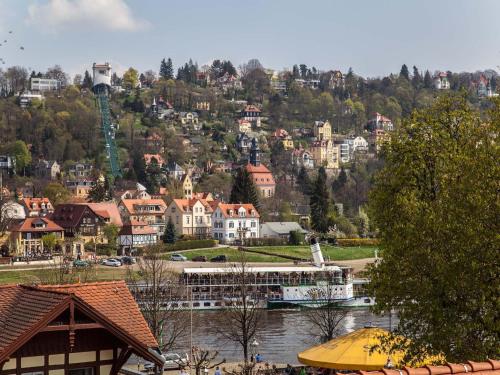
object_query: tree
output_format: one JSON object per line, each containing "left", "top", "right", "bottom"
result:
{"left": 297, "top": 166, "right": 312, "bottom": 195}
{"left": 368, "top": 94, "right": 499, "bottom": 363}
{"left": 399, "top": 64, "right": 410, "bottom": 80}
{"left": 423, "top": 70, "right": 433, "bottom": 88}
{"left": 160, "top": 58, "right": 174, "bottom": 80}
{"left": 127, "top": 245, "right": 189, "bottom": 352}
{"left": 41, "top": 233, "right": 58, "bottom": 254}
{"left": 3, "top": 140, "right": 31, "bottom": 175}
{"left": 305, "top": 272, "right": 348, "bottom": 342}
{"left": 87, "top": 176, "right": 112, "bottom": 202}
{"left": 82, "top": 70, "right": 92, "bottom": 88}
{"left": 411, "top": 66, "right": 422, "bottom": 88}
{"left": 46, "top": 65, "right": 68, "bottom": 86}
{"left": 103, "top": 224, "right": 119, "bottom": 248}
{"left": 332, "top": 167, "right": 347, "bottom": 193}
{"left": 43, "top": 183, "right": 70, "bottom": 206}
{"left": 189, "top": 347, "right": 225, "bottom": 375}
{"left": 123, "top": 67, "right": 139, "bottom": 90}
{"left": 163, "top": 217, "right": 177, "bottom": 244}
{"left": 310, "top": 167, "right": 331, "bottom": 233}
{"left": 229, "top": 168, "right": 260, "bottom": 209}
{"left": 215, "top": 252, "right": 262, "bottom": 370}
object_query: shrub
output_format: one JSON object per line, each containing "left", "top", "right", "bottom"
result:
{"left": 95, "top": 244, "right": 116, "bottom": 256}
{"left": 289, "top": 230, "right": 305, "bottom": 245}
{"left": 336, "top": 238, "right": 379, "bottom": 247}
{"left": 244, "top": 237, "right": 288, "bottom": 247}
{"left": 164, "top": 239, "right": 218, "bottom": 252}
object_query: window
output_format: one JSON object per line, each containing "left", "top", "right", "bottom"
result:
{"left": 228, "top": 221, "right": 234, "bottom": 228}
{"left": 69, "top": 368, "right": 94, "bottom": 375}
{"left": 251, "top": 221, "right": 256, "bottom": 228}
{"left": 229, "top": 233, "right": 234, "bottom": 238}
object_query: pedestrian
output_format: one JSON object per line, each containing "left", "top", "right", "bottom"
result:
{"left": 255, "top": 353, "right": 262, "bottom": 363}
{"left": 215, "top": 367, "right": 222, "bottom": 375}
{"left": 250, "top": 354, "right": 254, "bottom": 363}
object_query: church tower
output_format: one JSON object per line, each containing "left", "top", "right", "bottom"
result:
{"left": 249, "top": 138, "right": 261, "bottom": 167}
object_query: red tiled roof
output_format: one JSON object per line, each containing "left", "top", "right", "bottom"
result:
{"left": 342, "top": 360, "right": 500, "bottom": 375}
{"left": 215, "top": 203, "right": 260, "bottom": 218}
{"left": 11, "top": 217, "right": 64, "bottom": 233}
{"left": 120, "top": 199, "right": 167, "bottom": 215}
{"left": 144, "top": 153, "right": 165, "bottom": 165}
{"left": 85, "top": 203, "right": 123, "bottom": 227}
{"left": 22, "top": 197, "right": 53, "bottom": 210}
{"left": 245, "top": 163, "right": 271, "bottom": 174}
{"left": 245, "top": 164, "right": 276, "bottom": 186}
{"left": 172, "top": 198, "right": 213, "bottom": 213}
{"left": 243, "top": 104, "right": 261, "bottom": 113}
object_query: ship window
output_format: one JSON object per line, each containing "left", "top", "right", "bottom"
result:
{"left": 204, "top": 302, "right": 211, "bottom": 307}
{"left": 193, "top": 302, "right": 200, "bottom": 307}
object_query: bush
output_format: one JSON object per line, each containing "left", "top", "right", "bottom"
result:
{"left": 164, "top": 239, "right": 218, "bottom": 252}
{"left": 244, "top": 237, "right": 288, "bottom": 247}
{"left": 289, "top": 230, "right": 305, "bottom": 245}
{"left": 336, "top": 238, "right": 379, "bottom": 247}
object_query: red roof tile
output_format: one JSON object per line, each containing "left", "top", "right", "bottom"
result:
{"left": 11, "top": 217, "right": 64, "bottom": 233}
{"left": 341, "top": 361, "right": 500, "bottom": 375}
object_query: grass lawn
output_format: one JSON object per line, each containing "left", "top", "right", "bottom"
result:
{"left": 0, "top": 266, "right": 130, "bottom": 285}
{"left": 176, "top": 245, "right": 377, "bottom": 263}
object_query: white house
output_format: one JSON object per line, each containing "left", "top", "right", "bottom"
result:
{"left": 211, "top": 203, "right": 260, "bottom": 244}
{"left": 30, "top": 78, "right": 61, "bottom": 92}
{"left": 352, "top": 136, "right": 368, "bottom": 152}
{"left": 434, "top": 72, "right": 450, "bottom": 90}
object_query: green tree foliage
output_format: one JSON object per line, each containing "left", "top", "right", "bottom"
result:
{"left": 160, "top": 58, "right": 174, "bottom": 80}
{"left": 423, "top": 70, "right": 433, "bottom": 88}
{"left": 310, "top": 167, "right": 332, "bottom": 233}
{"left": 229, "top": 167, "right": 260, "bottom": 209}
{"left": 368, "top": 94, "right": 499, "bottom": 363}
{"left": 122, "top": 67, "right": 139, "bottom": 90}
{"left": 297, "top": 166, "right": 312, "bottom": 195}
{"left": 2, "top": 140, "right": 31, "bottom": 175}
{"left": 163, "top": 217, "right": 177, "bottom": 244}
{"left": 42, "top": 233, "right": 58, "bottom": 252}
{"left": 399, "top": 64, "right": 410, "bottom": 80}
{"left": 88, "top": 176, "right": 109, "bottom": 202}
{"left": 103, "top": 223, "right": 119, "bottom": 247}
{"left": 82, "top": 70, "right": 92, "bottom": 89}
{"left": 43, "top": 183, "right": 70, "bottom": 206}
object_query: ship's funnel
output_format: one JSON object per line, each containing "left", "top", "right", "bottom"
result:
{"left": 310, "top": 237, "right": 324, "bottom": 267}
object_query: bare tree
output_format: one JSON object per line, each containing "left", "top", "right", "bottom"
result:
{"left": 0, "top": 199, "right": 20, "bottom": 236}
{"left": 305, "top": 272, "right": 348, "bottom": 343}
{"left": 39, "top": 256, "right": 96, "bottom": 285}
{"left": 189, "top": 346, "right": 225, "bottom": 375}
{"left": 215, "top": 252, "right": 262, "bottom": 372}
{"left": 127, "top": 244, "right": 189, "bottom": 352}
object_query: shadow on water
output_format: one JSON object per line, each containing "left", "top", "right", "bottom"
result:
{"left": 174, "top": 309, "right": 394, "bottom": 365}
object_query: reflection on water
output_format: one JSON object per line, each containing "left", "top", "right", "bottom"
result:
{"left": 174, "top": 309, "right": 393, "bottom": 365}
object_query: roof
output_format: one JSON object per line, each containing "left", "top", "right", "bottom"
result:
{"left": 183, "top": 264, "right": 340, "bottom": 274}
{"left": 342, "top": 361, "right": 500, "bottom": 375}
{"left": 120, "top": 199, "right": 167, "bottom": 215}
{"left": 143, "top": 154, "right": 165, "bottom": 165}
{"left": 11, "top": 217, "right": 64, "bottom": 233}
{"left": 119, "top": 221, "right": 157, "bottom": 235}
{"left": 0, "top": 282, "right": 160, "bottom": 364}
{"left": 52, "top": 203, "right": 122, "bottom": 228}
{"left": 172, "top": 198, "right": 213, "bottom": 213}
{"left": 242, "top": 104, "right": 261, "bottom": 113}
{"left": 214, "top": 203, "right": 260, "bottom": 218}
{"left": 22, "top": 197, "right": 53, "bottom": 209}
{"left": 85, "top": 203, "right": 123, "bottom": 226}
{"left": 261, "top": 221, "right": 307, "bottom": 235}
{"left": 245, "top": 163, "right": 272, "bottom": 174}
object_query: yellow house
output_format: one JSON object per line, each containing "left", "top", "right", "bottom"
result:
{"left": 181, "top": 174, "right": 193, "bottom": 199}
{"left": 313, "top": 120, "right": 332, "bottom": 141}
{"left": 166, "top": 198, "right": 213, "bottom": 239}
{"left": 311, "top": 140, "right": 340, "bottom": 169}
{"left": 282, "top": 136, "right": 294, "bottom": 150}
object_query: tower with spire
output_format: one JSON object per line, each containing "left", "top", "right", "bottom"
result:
{"left": 249, "top": 137, "right": 261, "bottom": 167}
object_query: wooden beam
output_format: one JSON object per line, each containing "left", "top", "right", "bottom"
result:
{"left": 41, "top": 323, "right": 104, "bottom": 332}
{"left": 110, "top": 347, "right": 132, "bottom": 375}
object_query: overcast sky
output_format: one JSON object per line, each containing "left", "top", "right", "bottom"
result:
{"left": 1, "top": 0, "right": 499, "bottom": 78}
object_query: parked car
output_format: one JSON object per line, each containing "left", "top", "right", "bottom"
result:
{"left": 170, "top": 253, "right": 187, "bottom": 261}
{"left": 144, "top": 352, "right": 189, "bottom": 371}
{"left": 121, "top": 256, "right": 136, "bottom": 265}
{"left": 192, "top": 255, "right": 207, "bottom": 262}
{"left": 102, "top": 259, "right": 121, "bottom": 267}
{"left": 210, "top": 254, "right": 228, "bottom": 263}
{"left": 73, "top": 259, "right": 90, "bottom": 268}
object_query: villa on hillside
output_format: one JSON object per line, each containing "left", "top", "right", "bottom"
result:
{"left": 245, "top": 138, "right": 276, "bottom": 197}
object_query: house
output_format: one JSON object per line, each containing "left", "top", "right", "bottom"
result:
{"left": 260, "top": 221, "right": 308, "bottom": 240}
{"left": 366, "top": 113, "right": 394, "bottom": 132}
{"left": 273, "top": 129, "right": 294, "bottom": 150}
{"left": 313, "top": 120, "right": 332, "bottom": 141}
{"left": 237, "top": 119, "right": 252, "bottom": 133}
{"left": 236, "top": 132, "right": 252, "bottom": 154}
{"left": 118, "top": 199, "right": 167, "bottom": 237}
{"left": 352, "top": 136, "right": 369, "bottom": 152}
{"left": 166, "top": 198, "right": 213, "bottom": 239}
{"left": 311, "top": 140, "right": 340, "bottom": 169}
{"left": 30, "top": 77, "right": 61, "bottom": 92}
{"left": 192, "top": 192, "right": 214, "bottom": 201}
{"left": 434, "top": 71, "right": 450, "bottom": 90}
{"left": 211, "top": 203, "right": 260, "bottom": 244}
{"left": 117, "top": 220, "right": 158, "bottom": 255}
{"left": 0, "top": 156, "right": 15, "bottom": 174}
{"left": 476, "top": 74, "right": 496, "bottom": 97}
{"left": 68, "top": 162, "right": 94, "bottom": 178}
{"left": 115, "top": 183, "right": 151, "bottom": 201}
{"left": 18, "top": 92, "right": 44, "bottom": 108}
{"left": 52, "top": 203, "right": 122, "bottom": 243}
{"left": 181, "top": 174, "right": 193, "bottom": 199}
{"left": 326, "top": 70, "right": 344, "bottom": 89}
{"left": 166, "top": 161, "right": 185, "bottom": 181}
{"left": 368, "top": 129, "right": 391, "bottom": 153}
{"left": 10, "top": 217, "right": 64, "bottom": 257}
{"left": 179, "top": 112, "right": 199, "bottom": 125}
{"left": 143, "top": 153, "right": 165, "bottom": 167}
{"left": 245, "top": 138, "right": 276, "bottom": 198}
{"left": 336, "top": 140, "right": 351, "bottom": 163}
{"left": 291, "top": 147, "right": 314, "bottom": 169}
{"left": 34, "top": 159, "right": 60, "bottom": 180}
{"left": 240, "top": 105, "right": 262, "bottom": 128}
{"left": 21, "top": 197, "right": 54, "bottom": 217}
{"left": 65, "top": 179, "right": 94, "bottom": 199}
{"left": 0, "top": 282, "right": 164, "bottom": 375}
{"left": 295, "top": 78, "right": 320, "bottom": 89}
{"left": 216, "top": 73, "right": 242, "bottom": 92}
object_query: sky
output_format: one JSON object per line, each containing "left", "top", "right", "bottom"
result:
{"left": 1, "top": 0, "right": 500, "bottom": 79}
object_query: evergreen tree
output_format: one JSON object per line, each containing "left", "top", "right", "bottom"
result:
{"left": 163, "top": 217, "right": 177, "bottom": 244}
{"left": 292, "top": 65, "right": 300, "bottom": 79}
{"left": 310, "top": 167, "right": 331, "bottom": 233}
{"left": 400, "top": 64, "right": 410, "bottom": 80}
{"left": 159, "top": 58, "right": 168, "bottom": 79}
{"left": 132, "top": 149, "right": 147, "bottom": 184}
{"left": 423, "top": 70, "right": 433, "bottom": 88}
{"left": 88, "top": 177, "right": 107, "bottom": 202}
{"left": 332, "top": 167, "right": 348, "bottom": 193}
{"left": 82, "top": 70, "right": 92, "bottom": 89}
{"left": 297, "top": 166, "right": 312, "bottom": 195}
{"left": 229, "top": 167, "right": 260, "bottom": 209}
{"left": 165, "top": 58, "right": 174, "bottom": 79}
{"left": 411, "top": 66, "right": 422, "bottom": 88}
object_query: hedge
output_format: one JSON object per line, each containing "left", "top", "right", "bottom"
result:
{"left": 336, "top": 238, "right": 379, "bottom": 247}
{"left": 164, "top": 239, "right": 218, "bottom": 252}
{"left": 243, "top": 237, "right": 288, "bottom": 247}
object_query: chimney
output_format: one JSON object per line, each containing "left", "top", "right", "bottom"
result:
{"left": 310, "top": 237, "right": 324, "bottom": 268}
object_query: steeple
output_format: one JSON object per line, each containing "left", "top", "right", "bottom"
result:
{"left": 250, "top": 137, "right": 261, "bottom": 166}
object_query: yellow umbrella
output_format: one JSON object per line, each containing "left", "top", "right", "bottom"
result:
{"left": 297, "top": 327, "right": 405, "bottom": 371}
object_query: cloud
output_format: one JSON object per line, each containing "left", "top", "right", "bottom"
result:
{"left": 27, "top": 0, "right": 148, "bottom": 32}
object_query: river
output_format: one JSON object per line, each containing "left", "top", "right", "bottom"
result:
{"left": 174, "top": 309, "right": 394, "bottom": 365}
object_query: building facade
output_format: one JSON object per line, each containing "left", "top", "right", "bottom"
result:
{"left": 211, "top": 203, "right": 260, "bottom": 244}
{"left": 166, "top": 198, "right": 213, "bottom": 239}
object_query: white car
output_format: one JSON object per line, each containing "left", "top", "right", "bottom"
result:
{"left": 144, "top": 352, "right": 189, "bottom": 371}
{"left": 102, "top": 259, "right": 121, "bottom": 267}
{"left": 170, "top": 253, "right": 187, "bottom": 262}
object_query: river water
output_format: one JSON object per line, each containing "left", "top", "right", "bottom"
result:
{"left": 174, "top": 309, "right": 394, "bottom": 365}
